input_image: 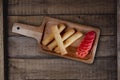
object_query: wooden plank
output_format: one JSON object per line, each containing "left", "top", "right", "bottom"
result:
{"left": 8, "top": 58, "right": 117, "bottom": 80}
{"left": 8, "top": 36, "right": 116, "bottom": 58}
{"left": 8, "top": 0, "right": 116, "bottom": 15}
{"left": 117, "top": 0, "right": 120, "bottom": 79}
{"left": 0, "top": 0, "right": 4, "bottom": 80}
{"left": 0, "top": 4, "right": 2, "bottom": 16}
{"left": 8, "top": 15, "right": 116, "bottom": 36}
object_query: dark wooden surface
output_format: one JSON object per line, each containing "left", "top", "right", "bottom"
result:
{"left": 7, "top": 0, "right": 117, "bottom": 80}
{"left": 9, "top": 58, "right": 116, "bottom": 80}
{"left": 8, "top": 0, "right": 116, "bottom": 15}
{"left": 117, "top": 0, "right": 120, "bottom": 80}
{"left": 0, "top": 0, "right": 4, "bottom": 80}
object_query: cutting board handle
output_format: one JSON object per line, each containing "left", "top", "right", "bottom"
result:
{"left": 12, "top": 23, "right": 43, "bottom": 42}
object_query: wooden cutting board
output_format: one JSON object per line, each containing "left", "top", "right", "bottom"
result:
{"left": 12, "top": 16, "right": 100, "bottom": 64}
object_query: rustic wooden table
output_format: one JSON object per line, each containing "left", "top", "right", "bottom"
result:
{"left": 1, "top": 0, "right": 118, "bottom": 80}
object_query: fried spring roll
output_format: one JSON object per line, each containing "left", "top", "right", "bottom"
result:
{"left": 42, "top": 24, "right": 65, "bottom": 46}
{"left": 47, "top": 29, "right": 75, "bottom": 51}
{"left": 54, "top": 32, "right": 83, "bottom": 53}
{"left": 51, "top": 25, "right": 67, "bottom": 55}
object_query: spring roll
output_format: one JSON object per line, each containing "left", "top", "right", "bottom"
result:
{"left": 47, "top": 29, "right": 75, "bottom": 51}
{"left": 51, "top": 25, "right": 67, "bottom": 55}
{"left": 54, "top": 32, "right": 83, "bottom": 53}
{"left": 42, "top": 24, "right": 65, "bottom": 46}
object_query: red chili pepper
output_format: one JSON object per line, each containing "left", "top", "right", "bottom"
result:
{"left": 76, "top": 31, "right": 96, "bottom": 58}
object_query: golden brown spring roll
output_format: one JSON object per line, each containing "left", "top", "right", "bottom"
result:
{"left": 47, "top": 29, "right": 75, "bottom": 51}
{"left": 42, "top": 24, "right": 65, "bottom": 46}
{"left": 54, "top": 32, "right": 83, "bottom": 53}
{"left": 51, "top": 25, "right": 67, "bottom": 55}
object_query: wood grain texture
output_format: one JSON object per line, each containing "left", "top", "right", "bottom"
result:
{"left": 8, "top": 15, "right": 116, "bottom": 36}
{"left": 8, "top": 58, "right": 117, "bottom": 80}
{"left": 8, "top": 36, "right": 116, "bottom": 58}
{"left": 7, "top": 0, "right": 117, "bottom": 79}
{"left": 0, "top": 0, "right": 4, "bottom": 80}
{"left": 117, "top": 0, "right": 120, "bottom": 79}
{"left": 8, "top": 0, "right": 116, "bottom": 15}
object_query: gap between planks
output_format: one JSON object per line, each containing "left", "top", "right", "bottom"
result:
{"left": 0, "top": 0, "right": 4, "bottom": 80}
